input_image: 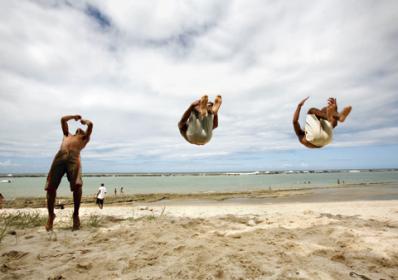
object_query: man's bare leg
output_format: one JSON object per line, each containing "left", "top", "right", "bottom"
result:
{"left": 308, "top": 106, "right": 338, "bottom": 127}
{"left": 46, "top": 190, "right": 56, "bottom": 231}
{"left": 212, "top": 95, "right": 222, "bottom": 114}
{"left": 307, "top": 108, "right": 328, "bottom": 120}
{"left": 72, "top": 187, "right": 82, "bottom": 231}
{"left": 199, "top": 95, "right": 208, "bottom": 117}
{"left": 339, "top": 106, "right": 352, "bottom": 122}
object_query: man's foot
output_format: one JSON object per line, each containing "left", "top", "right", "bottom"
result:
{"left": 339, "top": 106, "right": 352, "bottom": 122}
{"left": 72, "top": 215, "right": 80, "bottom": 231}
{"left": 45, "top": 213, "right": 56, "bottom": 231}
{"left": 212, "top": 95, "right": 222, "bottom": 114}
{"left": 199, "top": 95, "right": 208, "bottom": 117}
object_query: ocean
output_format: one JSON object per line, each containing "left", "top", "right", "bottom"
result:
{"left": 1, "top": 170, "right": 398, "bottom": 199}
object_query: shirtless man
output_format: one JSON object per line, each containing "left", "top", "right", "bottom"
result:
{"left": 178, "top": 95, "right": 222, "bottom": 145}
{"left": 293, "top": 97, "right": 351, "bottom": 148}
{"left": 45, "top": 115, "right": 93, "bottom": 231}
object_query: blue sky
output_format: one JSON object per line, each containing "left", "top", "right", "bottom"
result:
{"left": 1, "top": 0, "right": 398, "bottom": 173}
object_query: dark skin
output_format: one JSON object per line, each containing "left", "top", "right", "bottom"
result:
{"left": 46, "top": 115, "right": 93, "bottom": 231}
{"left": 293, "top": 97, "right": 339, "bottom": 149}
{"left": 178, "top": 100, "right": 219, "bottom": 144}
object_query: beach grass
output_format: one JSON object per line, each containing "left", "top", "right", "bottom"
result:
{"left": 86, "top": 214, "right": 102, "bottom": 228}
{"left": 0, "top": 211, "right": 47, "bottom": 242}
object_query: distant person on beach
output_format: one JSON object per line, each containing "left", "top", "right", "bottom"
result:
{"left": 120, "top": 187, "right": 124, "bottom": 194}
{"left": 0, "top": 193, "right": 4, "bottom": 209}
{"left": 293, "top": 97, "right": 352, "bottom": 148}
{"left": 96, "top": 184, "right": 107, "bottom": 209}
{"left": 178, "top": 95, "right": 222, "bottom": 145}
{"left": 44, "top": 115, "right": 93, "bottom": 231}
{"left": 114, "top": 188, "right": 117, "bottom": 196}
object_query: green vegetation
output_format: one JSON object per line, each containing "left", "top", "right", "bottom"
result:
{"left": 86, "top": 214, "right": 102, "bottom": 228}
{"left": 0, "top": 211, "right": 47, "bottom": 242}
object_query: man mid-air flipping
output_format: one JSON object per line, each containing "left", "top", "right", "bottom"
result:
{"left": 45, "top": 115, "right": 93, "bottom": 231}
{"left": 293, "top": 97, "right": 351, "bottom": 148}
{"left": 178, "top": 95, "right": 222, "bottom": 145}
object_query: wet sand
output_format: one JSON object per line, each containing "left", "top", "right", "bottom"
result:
{"left": 3, "top": 183, "right": 398, "bottom": 209}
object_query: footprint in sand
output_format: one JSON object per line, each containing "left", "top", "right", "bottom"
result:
{"left": 2, "top": 250, "right": 29, "bottom": 260}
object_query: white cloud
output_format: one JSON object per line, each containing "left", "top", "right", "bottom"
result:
{"left": 0, "top": 160, "right": 19, "bottom": 167}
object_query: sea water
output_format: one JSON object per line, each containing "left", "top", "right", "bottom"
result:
{"left": 1, "top": 171, "right": 398, "bottom": 199}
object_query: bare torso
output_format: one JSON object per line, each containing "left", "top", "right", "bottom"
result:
{"left": 59, "top": 134, "right": 88, "bottom": 153}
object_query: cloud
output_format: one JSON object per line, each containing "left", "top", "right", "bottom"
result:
{"left": 0, "top": 160, "right": 19, "bottom": 168}
{"left": 0, "top": 0, "right": 398, "bottom": 171}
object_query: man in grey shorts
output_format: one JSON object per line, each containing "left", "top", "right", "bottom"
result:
{"left": 178, "top": 95, "right": 222, "bottom": 145}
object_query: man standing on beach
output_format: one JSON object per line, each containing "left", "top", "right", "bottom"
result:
{"left": 178, "top": 95, "right": 222, "bottom": 145}
{"left": 96, "top": 184, "right": 107, "bottom": 209}
{"left": 293, "top": 97, "right": 351, "bottom": 148}
{"left": 45, "top": 115, "right": 93, "bottom": 231}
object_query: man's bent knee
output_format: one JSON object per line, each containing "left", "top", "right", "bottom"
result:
{"left": 71, "top": 184, "right": 82, "bottom": 193}
{"left": 46, "top": 187, "right": 57, "bottom": 196}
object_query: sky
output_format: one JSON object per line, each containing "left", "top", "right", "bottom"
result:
{"left": 0, "top": 0, "right": 398, "bottom": 173}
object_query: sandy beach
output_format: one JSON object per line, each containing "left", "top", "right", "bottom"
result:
{"left": 1, "top": 199, "right": 398, "bottom": 280}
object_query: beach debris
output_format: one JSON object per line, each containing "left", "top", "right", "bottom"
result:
{"left": 77, "top": 262, "right": 93, "bottom": 270}
{"left": 214, "top": 231, "right": 225, "bottom": 237}
{"left": 48, "top": 275, "right": 65, "bottom": 280}
{"left": 349, "top": 271, "right": 371, "bottom": 280}
{"left": 7, "top": 230, "right": 17, "bottom": 244}
{"left": 139, "top": 206, "right": 148, "bottom": 211}
{"left": 160, "top": 206, "right": 166, "bottom": 217}
{"left": 225, "top": 231, "right": 241, "bottom": 238}
{"left": 1, "top": 263, "right": 15, "bottom": 273}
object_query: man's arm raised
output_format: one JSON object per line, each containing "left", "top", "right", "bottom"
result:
{"left": 61, "top": 115, "right": 81, "bottom": 136}
{"left": 80, "top": 119, "right": 93, "bottom": 141}
{"left": 293, "top": 97, "right": 308, "bottom": 140}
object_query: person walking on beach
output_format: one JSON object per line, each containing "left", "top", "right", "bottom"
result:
{"left": 0, "top": 193, "right": 4, "bottom": 209}
{"left": 44, "top": 115, "right": 93, "bottom": 231}
{"left": 178, "top": 95, "right": 222, "bottom": 145}
{"left": 96, "top": 183, "right": 107, "bottom": 209}
{"left": 293, "top": 97, "right": 351, "bottom": 148}
{"left": 114, "top": 188, "right": 117, "bottom": 196}
{"left": 120, "top": 187, "right": 124, "bottom": 195}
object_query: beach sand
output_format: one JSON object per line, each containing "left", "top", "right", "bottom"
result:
{"left": 1, "top": 200, "right": 398, "bottom": 280}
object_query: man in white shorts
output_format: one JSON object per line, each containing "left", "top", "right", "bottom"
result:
{"left": 178, "top": 95, "right": 222, "bottom": 145}
{"left": 96, "top": 183, "right": 107, "bottom": 209}
{"left": 293, "top": 97, "right": 352, "bottom": 148}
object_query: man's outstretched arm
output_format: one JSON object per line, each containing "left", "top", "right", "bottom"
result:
{"left": 213, "top": 114, "right": 218, "bottom": 130}
{"left": 61, "top": 115, "right": 81, "bottom": 136}
{"left": 293, "top": 97, "right": 308, "bottom": 140}
{"left": 80, "top": 119, "right": 93, "bottom": 140}
{"left": 178, "top": 100, "right": 199, "bottom": 131}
